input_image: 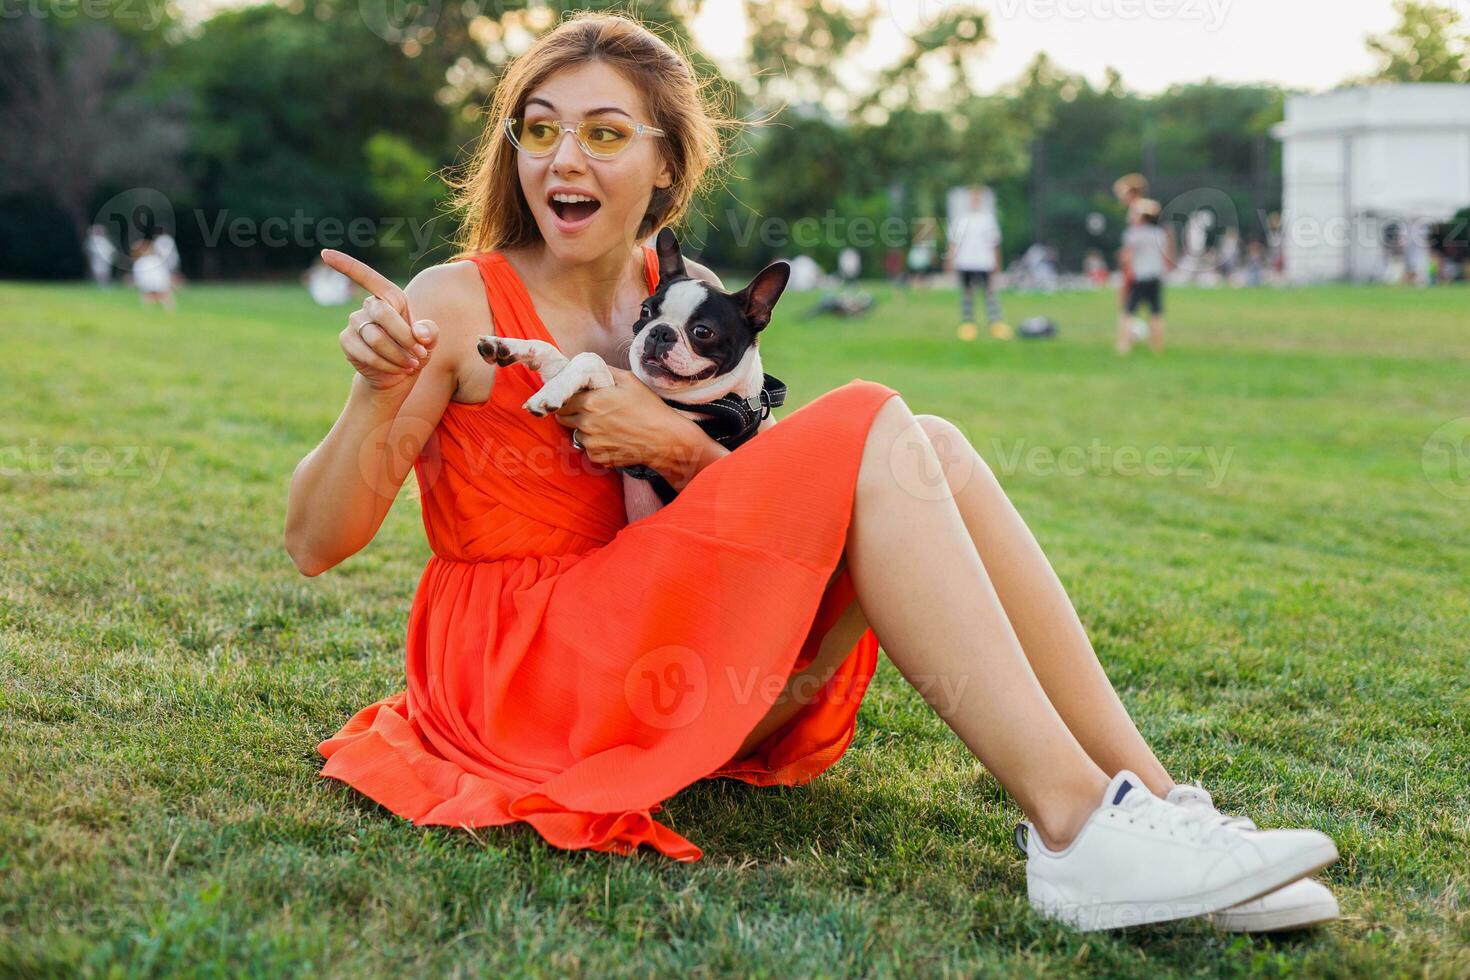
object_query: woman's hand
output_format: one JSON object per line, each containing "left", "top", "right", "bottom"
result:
{"left": 552, "top": 367, "right": 724, "bottom": 487}
{"left": 323, "top": 249, "right": 439, "bottom": 393}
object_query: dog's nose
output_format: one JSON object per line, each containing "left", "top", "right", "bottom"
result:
{"left": 646, "top": 324, "right": 677, "bottom": 358}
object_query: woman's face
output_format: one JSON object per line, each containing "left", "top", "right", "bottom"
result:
{"left": 516, "top": 61, "right": 673, "bottom": 265}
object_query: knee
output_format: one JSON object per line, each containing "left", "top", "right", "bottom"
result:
{"left": 911, "top": 411, "right": 970, "bottom": 449}
{"left": 914, "top": 414, "right": 1001, "bottom": 493}
{"left": 914, "top": 413, "right": 989, "bottom": 470}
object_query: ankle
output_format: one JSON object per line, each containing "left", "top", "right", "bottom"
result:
{"left": 1032, "top": 775, "right": 1109, "bottom": 851}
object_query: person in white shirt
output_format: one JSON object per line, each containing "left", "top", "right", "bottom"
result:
{"left": 130, "top": 237, "right": 176, "bottom": 311}
{"left": 152, "top": 231, "right": 180, "bottom": 282}
{"left": 304, "top": 259, "right": 354, "bottom": 306}
{"left": 1116, "top": 199, "right": 1174, "bottom": 354}
{"left": 84, "top": 226, "right": 117, "bottom": 287}
{"left": 948, "top": 185, "right": 1009, "bottom": 340}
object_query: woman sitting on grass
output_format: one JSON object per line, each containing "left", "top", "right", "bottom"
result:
{"left": 283, "top": 12, "right": 1339, "bottom": 933}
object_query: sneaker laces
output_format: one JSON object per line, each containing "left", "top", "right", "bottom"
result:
{"left": 1117, "top": 787, "right": 1238, "bottom": 846}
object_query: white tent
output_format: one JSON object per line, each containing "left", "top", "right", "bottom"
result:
{"left": 1272, "top": 84, "right": 1470, "bottom": 283}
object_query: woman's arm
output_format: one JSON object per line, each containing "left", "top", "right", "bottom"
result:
{"left": 283, "top": 258, "right": 483, "bottom": 575}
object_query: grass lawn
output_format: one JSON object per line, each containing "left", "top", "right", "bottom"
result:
{"left": 2, "top": 277, "right": 1467, "bottom": 976}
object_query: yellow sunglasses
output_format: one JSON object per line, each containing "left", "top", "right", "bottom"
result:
{"left": 504, "top": 117, "right": 666, "bottom": 160}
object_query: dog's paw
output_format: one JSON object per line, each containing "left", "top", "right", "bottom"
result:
{"left": 522, "top": 393, "right": 562, "bottom": 417}
{"left": 476, "top": 335, "right": 520, "bottom": 367}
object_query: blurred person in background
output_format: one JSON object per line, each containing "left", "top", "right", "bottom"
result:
{"left": 905, "top": 218, "right": 937, "bottom": 288}
{"left": 84, "top": 226, "right": 116, "bottom": 287}
{"left": 1083, "top": 248, "right": 1109, "bottom": 287}
{"left": 153, "top": 228, "right": 181, "bottom": 287}
{"left": 948, "top": 184, "right": 1009, "bottom": 341}
{"left": 130, "top": 236, "right": 175, "bottom": 311}
{"left": 304, "top": 257, "right": 354, "bottom": 306}
{"left": 1113, "top": 173, "right": 1149, "bottom": 316}
{"left": 1116, "top": 199, "right": 1173, "bottom": 355}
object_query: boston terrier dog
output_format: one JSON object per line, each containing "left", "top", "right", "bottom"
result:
{"left": 477, "top": 228, "right": 791, "bottom": 523}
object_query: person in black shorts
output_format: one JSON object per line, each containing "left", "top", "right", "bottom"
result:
{"left": 1116, "top": 200, "right": 1173, "bottom": 354}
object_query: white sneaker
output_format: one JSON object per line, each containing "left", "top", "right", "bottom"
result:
{"left": 1167, "top": 784, "right": 1341, "bottom": 932}
{"left": 1019, "top": 771, "right": 1339, "bottom": 931}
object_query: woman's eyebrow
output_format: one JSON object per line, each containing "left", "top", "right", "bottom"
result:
{"left": 524, "top": 96, "right": 631, "bottom": 118}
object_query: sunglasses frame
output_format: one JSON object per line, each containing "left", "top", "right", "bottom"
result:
{"left": 504, "top": 117, "right": 666, "bottom": 160}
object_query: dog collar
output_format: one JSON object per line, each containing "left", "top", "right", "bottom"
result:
{"left": 622, "top": 373, "right": 787, "bottom": 503}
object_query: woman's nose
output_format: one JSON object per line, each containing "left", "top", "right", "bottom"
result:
{"left": 550, "top": 127, "right": 588, "bottom": 176}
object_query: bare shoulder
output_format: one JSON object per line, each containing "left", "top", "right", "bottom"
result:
{"left": 405, "top": 260, "right": 487, "bottom": 327}
{"left": 684, "top": 258, "right": 724, "bottom": 291}
{"left": 404, "top": 259, "right": 493, "bottom": 400}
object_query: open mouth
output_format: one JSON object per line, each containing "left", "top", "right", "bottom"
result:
{"left": 548, "top": 190, "right": 601, "bottom": 229}
{"left": 641, "top": 356, "right": 719, "bottom": 384}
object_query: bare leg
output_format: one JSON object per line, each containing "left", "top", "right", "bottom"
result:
{"left": 732, "top": 412, "right": 1174, "bottom": 802}
{"left": 1115, "top": 312, "right": 1134, "bottom": 354}
{"left": 1148, "top": 314, "right": 1165, "bottom": 353}
{"left": 742, "top": 397, "right": 1110, "bottom": 849}
{"left": 914, "top": 415, "right": 1174, "bottom": 795}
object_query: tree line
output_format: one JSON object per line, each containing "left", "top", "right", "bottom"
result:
{"left": 1, "top": 0, "right": 1463, "bottom": 280}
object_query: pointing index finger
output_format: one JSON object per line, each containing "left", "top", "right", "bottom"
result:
{"left": 321, "top": 249, "right": 409, "bottom": 319}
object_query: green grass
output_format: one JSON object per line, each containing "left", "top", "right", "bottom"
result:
{"left": 2, "top": 278, "right": 1467, "bottom": 977}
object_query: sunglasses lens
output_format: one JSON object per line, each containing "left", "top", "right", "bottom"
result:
{"left": 578, "top": 120, "right": 635, "bottom": 157}
{"left": 511, "top": 119, "right": 561, "bottom": 154}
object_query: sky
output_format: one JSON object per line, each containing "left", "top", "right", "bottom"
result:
{"left": 179, "top": 0, "right": 1425, "bottom": 94}
{"left": 688, "top": 0, "right": 1419, "bottom": 94}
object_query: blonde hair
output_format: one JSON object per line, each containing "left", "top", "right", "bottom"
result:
{"left": 450, "top": 12, "right": 735, "bottom": 255}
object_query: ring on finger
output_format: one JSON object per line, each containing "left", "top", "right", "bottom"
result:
{"left": 570, "top": 430, "right": 585, "bottom": 453}
{"left": 356, "top": 321, "right": 377, "bottom": 342}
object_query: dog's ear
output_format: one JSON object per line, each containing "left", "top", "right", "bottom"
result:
{"left": 734, "top": 261, "right": 790, "bottom": 331}
{"left": 655, "top": 228, "right": 687, "bottom": 282}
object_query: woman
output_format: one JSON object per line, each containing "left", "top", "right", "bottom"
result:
{"left": 284, "top": 14, "right": 1338, "bottom": 932}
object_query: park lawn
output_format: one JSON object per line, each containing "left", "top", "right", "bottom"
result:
{"left": 1, "top": 277, "right": 1466, "bottom": 977}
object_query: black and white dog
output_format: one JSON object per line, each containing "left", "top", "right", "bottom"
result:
{"left": 477, "top": 229, "right": 790, "bottom": 523}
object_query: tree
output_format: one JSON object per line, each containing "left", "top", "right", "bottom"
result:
{"left": 0, "top": 17, "right": 188, "bottom": 252}
{"left": 1365, "top": 2, "right": 1469, "bottom": 83}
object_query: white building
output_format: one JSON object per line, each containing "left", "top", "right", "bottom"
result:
{"left": 1272, "top": 84, "right": 1470, "bottom": 283}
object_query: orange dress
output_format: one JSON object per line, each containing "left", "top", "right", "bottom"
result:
{"left": 318, "top": 246, "right": 900, "bottom": 861}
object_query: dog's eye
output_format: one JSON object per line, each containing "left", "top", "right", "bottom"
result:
{"left": 639, "top": 304, "right": 652, "bottom": 320}
{"left": 690, "top": 324, "right": 714, "bottom": 341}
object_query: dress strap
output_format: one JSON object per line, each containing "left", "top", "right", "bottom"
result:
{"left": 469, "top": 248, "right": 662, "bottom": 342}
{"left": 642, "top": 244, "right": 660, "bottom": 294}
{"left": 465, "top": 252, "right": 542, "bottom": 342}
